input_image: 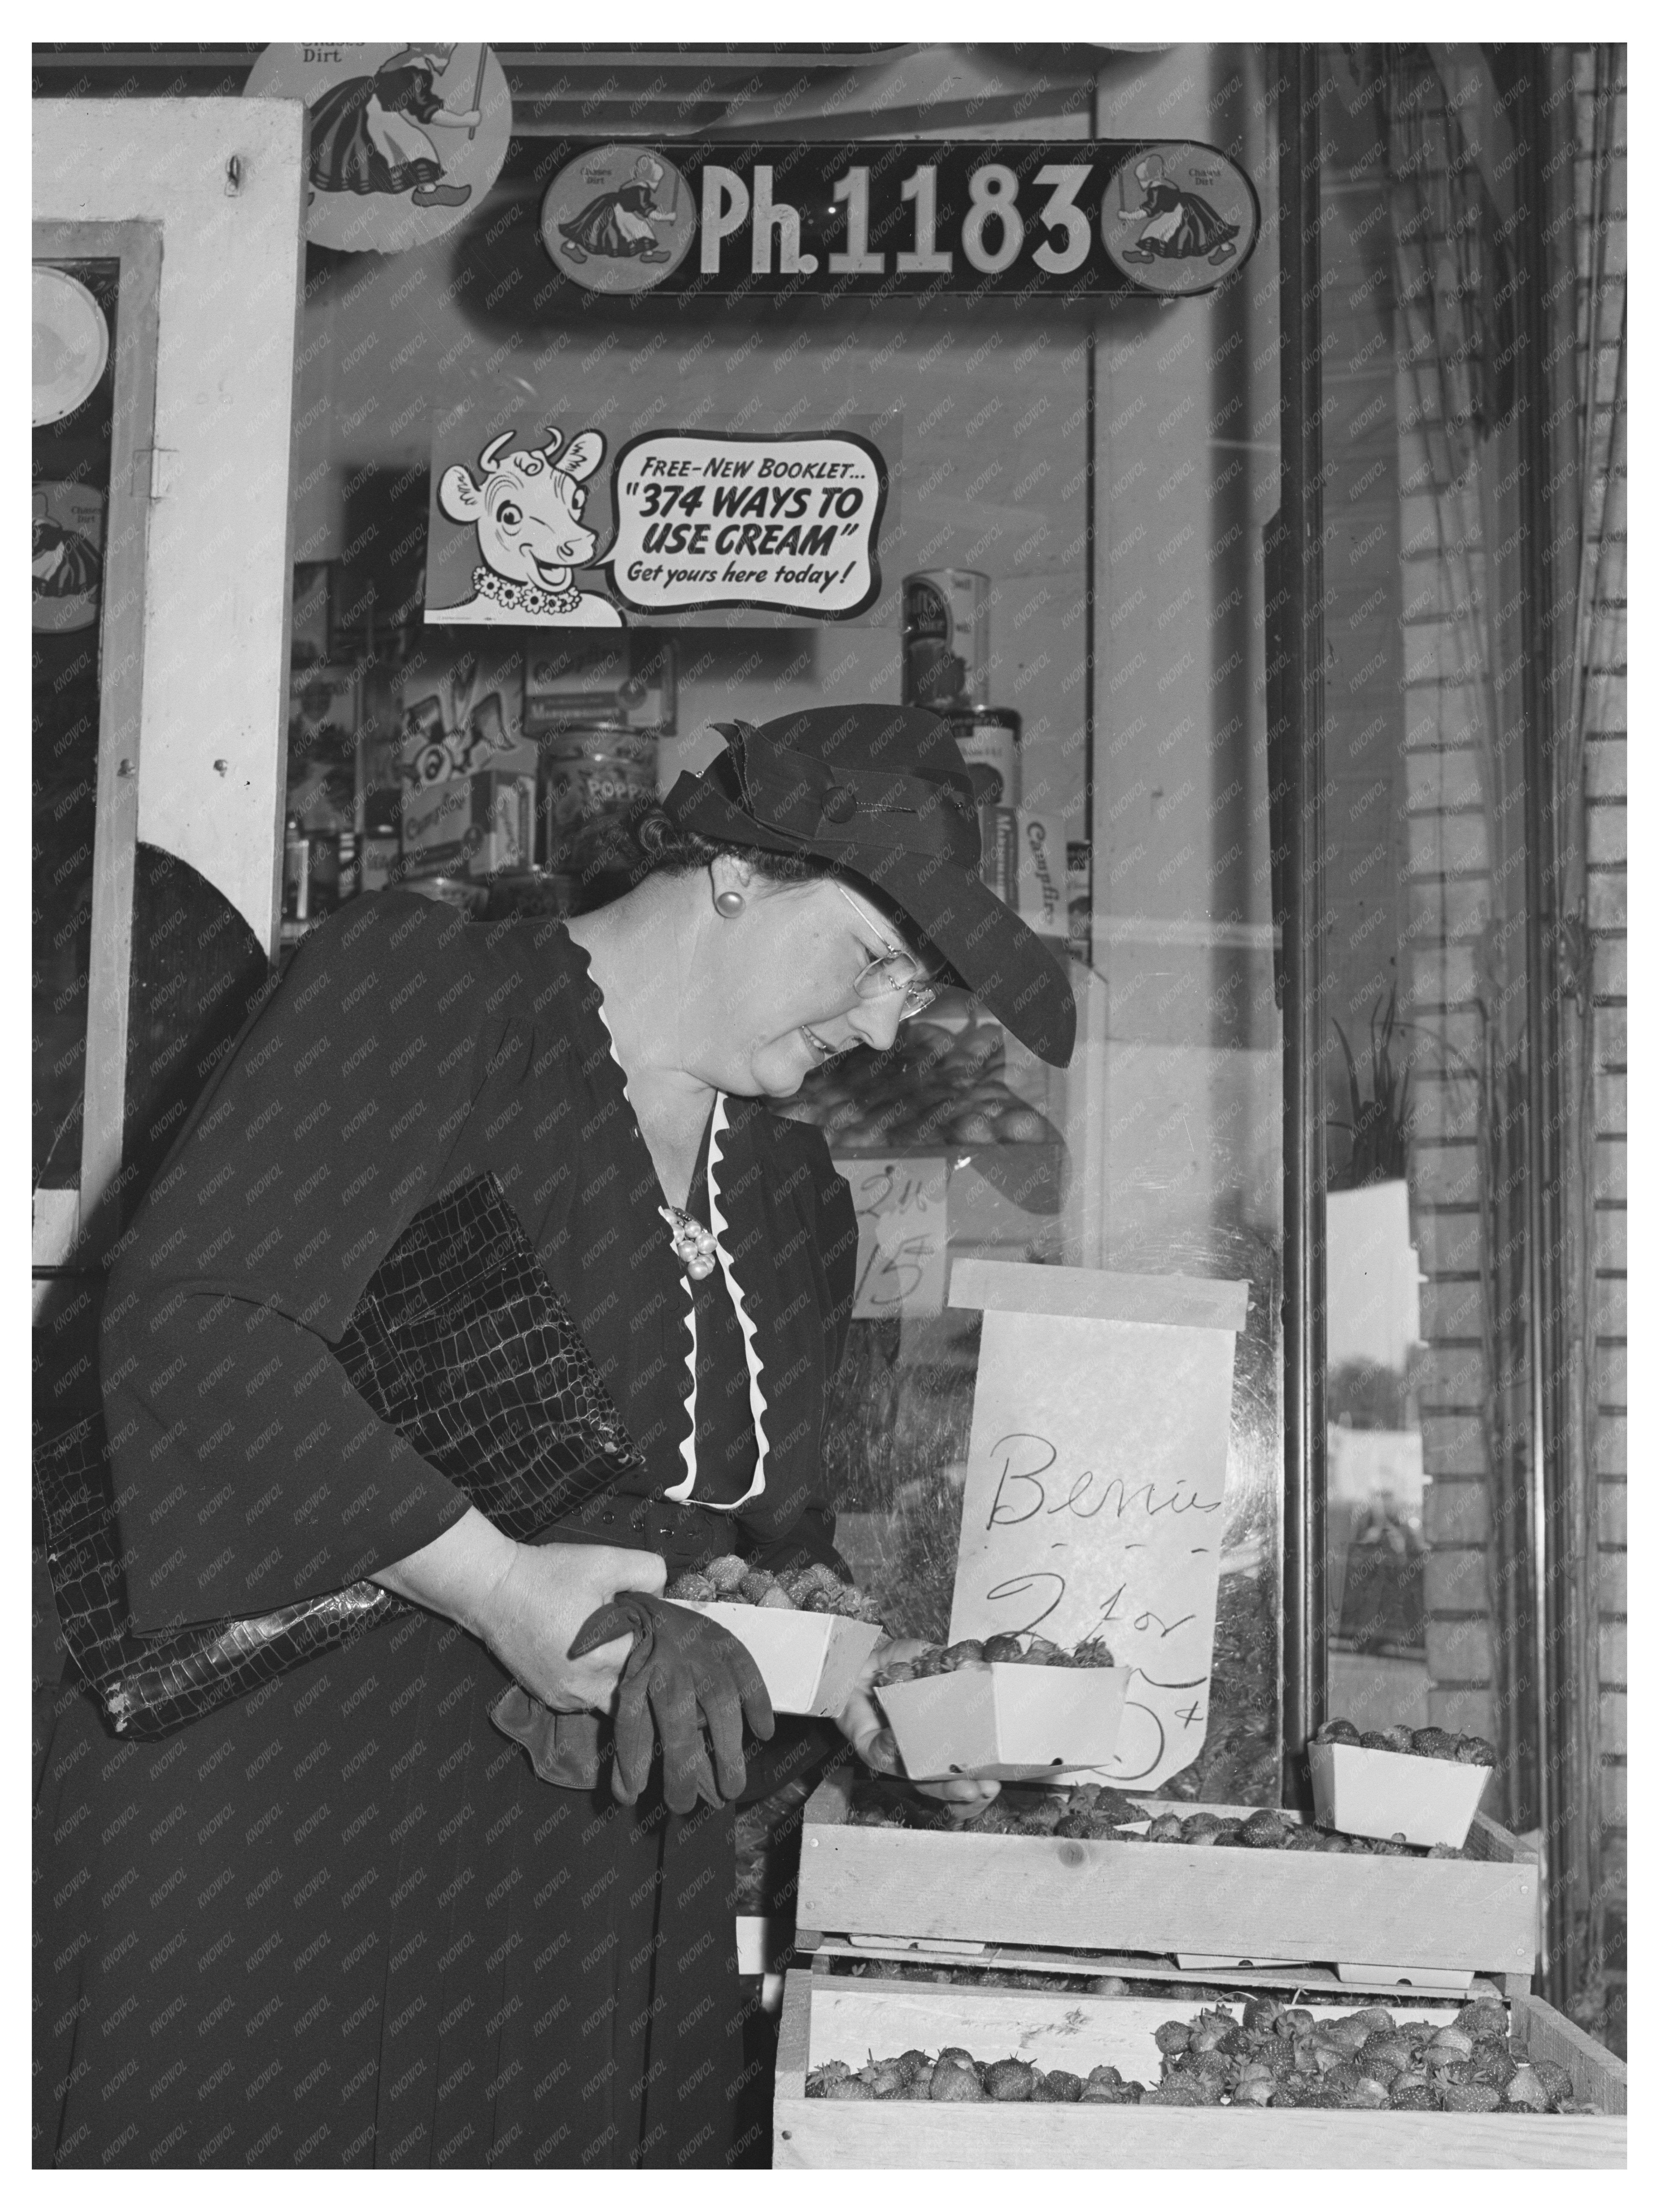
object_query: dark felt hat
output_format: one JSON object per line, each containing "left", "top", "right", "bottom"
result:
{"left": 659, "top": 705, "right": 1076, "bottom": 1067}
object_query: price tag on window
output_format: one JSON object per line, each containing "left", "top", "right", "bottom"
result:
{"left": 833, "top": 1155, "right": 949, "bottom": 1320}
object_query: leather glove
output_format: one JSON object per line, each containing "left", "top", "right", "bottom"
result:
{"left": 568, "top": 1592, "right": 774, "bottom": 1814}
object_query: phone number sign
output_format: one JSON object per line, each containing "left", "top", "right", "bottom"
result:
{"left": 541, "top": 139, "right": 1259, "bottom": 301}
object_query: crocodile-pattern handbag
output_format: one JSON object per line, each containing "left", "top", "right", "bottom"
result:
{"left": 35, "top": 1173, "right": 646, "bottom": 1739}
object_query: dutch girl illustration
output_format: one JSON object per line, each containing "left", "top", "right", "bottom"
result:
{"left": 306, "top": 43, "right": 484, "bottom": 210}
{"left": 1122, "top": 152, "right": 1240, "bottom": 267}
{"left": 556, "top": 153, "right": 677, "bottom": 265}
{"left": 31, "top": 491, "right": 101, "bottom": 602}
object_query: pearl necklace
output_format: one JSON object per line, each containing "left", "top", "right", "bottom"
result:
{"left": 660, "top": 1204, "right": 719, "bottom": 1281}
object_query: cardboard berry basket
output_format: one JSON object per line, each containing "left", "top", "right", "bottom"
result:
{"left": 771, "top": 1972, "right": 1626, "bottom": 2168}
{"left": 796, "top": 1768, "right": 1539, "bottom": 1993}
{"left": 1309, "top": 1738, "right": 1492, "bottom": 1849}
{"left": 666, "top": 1600, "right": 882, "bottom": 1719}
{"left": 875, "top": 1661, "right": 1130, "bottom": 1782}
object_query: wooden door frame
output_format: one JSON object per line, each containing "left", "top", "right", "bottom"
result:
{"left": 1273, "top": 46, "right": 1329, "bottom": 1795}
{"left": 32, "top": 220, "right": 161, "bottom": 1274}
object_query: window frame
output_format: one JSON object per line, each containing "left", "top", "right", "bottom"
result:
{"left": 32, "top": 218, "right": 161, "bottom": 1274}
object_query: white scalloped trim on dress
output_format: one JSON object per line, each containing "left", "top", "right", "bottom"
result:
{"left": 694, "top": 1093, "right": 769, "bottom": 1512}
{"left": 591, "top": 995, "right": 760, "bottom": 1509}
{"left": 591, "top": 998, "right": 700, "bottom": 1505}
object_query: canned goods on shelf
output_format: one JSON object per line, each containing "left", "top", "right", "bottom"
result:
{"left": 537, "top": 721, "right": 658, "bottom": 771}
{"left": 980, "top": 805, "right": 1018, "bottom": 907}
{"left": 538, "top": 721, "right": 658, "bottom": 869}
{"left": 903, "top": 569, "right": 990, "bottom": 710}
{"left": 283, "top": 818, "right": 350, "bottom": 921}
{"left": 945, "top": 703, "right": 1021, "bottom": 811}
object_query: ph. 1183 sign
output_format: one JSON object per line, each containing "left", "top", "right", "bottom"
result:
{"left": 539, "top": 139, "right": 1259, "bottom": 301}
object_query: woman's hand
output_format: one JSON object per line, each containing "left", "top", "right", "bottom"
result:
{"left": 481, "top": 1542, "right": 667, "bottom": 1713}
{"left": 373, "top": 1507, "right": 665, "bottom": 1713}
{"left": 837, "top": 1635, "right": 1001, "bottom": 1825}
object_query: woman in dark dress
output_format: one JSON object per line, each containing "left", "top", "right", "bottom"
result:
{"left": 34, "top": 705, "right": 1075, "bottom": 2168}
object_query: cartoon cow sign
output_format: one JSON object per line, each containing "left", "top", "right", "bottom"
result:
{"left": 426, "top": 422, "right": 623, "bottom": 626}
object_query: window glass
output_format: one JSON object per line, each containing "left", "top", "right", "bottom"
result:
{"left": 1311, "top": 46, "right": 1539, "bottom": 1814}
{"left": 280, "top": 59, "right": 1283, "bottom": 1802}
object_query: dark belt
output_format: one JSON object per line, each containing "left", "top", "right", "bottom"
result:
{"left": 534, "top": 1487, "right": 742, "bottom": 1576}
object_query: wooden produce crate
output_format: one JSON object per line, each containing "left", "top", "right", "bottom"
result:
{"left": 813, "top": 1946, "right": 1501, "bottom": 2004}
{"left": 772, "top": 1972, "right": 1627, "bottom": 2168}
{"left": 797, "top": 1770, "right": 1538, "bottom": 1994}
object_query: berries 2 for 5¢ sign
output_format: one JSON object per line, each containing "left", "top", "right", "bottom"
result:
{"left": 541, "top": 139, "right": 1259, "bottom": 300}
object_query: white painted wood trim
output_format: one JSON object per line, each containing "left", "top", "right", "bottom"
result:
{"left": 33, "top": 99, "right": 308, "bottom": 957}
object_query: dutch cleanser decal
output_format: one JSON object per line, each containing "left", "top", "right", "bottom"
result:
{"left": 604, "top": 433, "right": 888, "bottom": 620}
{"left": 244, "top": 43, "right": 511, "bottom": 255}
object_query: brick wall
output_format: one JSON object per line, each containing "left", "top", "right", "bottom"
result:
{"left": 1389, "top": 60, "right": 1531, "bottom": 1787}
{"left": 1387, "top": 66, "right": 1626, "bottom": 2028}
{"left": 1573, "top": 41, "right": 1628, "bottom": 2035}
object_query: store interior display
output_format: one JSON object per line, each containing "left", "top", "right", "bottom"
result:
{"left": 279, "top": 619, "right": 691, "bottom": 940}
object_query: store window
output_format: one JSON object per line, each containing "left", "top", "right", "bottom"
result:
{"left": 272, "top": 47, "right": 1286, "bottom": 1806}
{"left": 27, "top": 47, "right": 1630, "bottom": 2115}
{"left": 1289, "top": 45, "right": 1585, "bottom": 1891}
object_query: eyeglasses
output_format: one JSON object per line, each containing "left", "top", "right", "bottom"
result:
{"left": 833, "top": 882, "right": 939, "bottom": 1017}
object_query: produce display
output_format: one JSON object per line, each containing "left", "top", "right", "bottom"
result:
{"left": 805, "top": 1993, "right": 1592, "bottom": 2112}
{"left": 770, "top": 1012, "right": 1061, "bottom": 1150}
{"left": 807, "top": 2047, "right": 1144, "bottom": 2104}
{"left": 872, "top": 1633, "right": 1116, "bottom": 1683}
{"left": 844, "top": 1780, "right": 1470, "bottom": 1855}
{"left": 836, "top": 1959, "right": 1144, "bottom": 1995}
{"left": 1315, "top": 1718, "right": 1496, "bottom": 1766}
{"left": 664, "top": 1556, "right": 885, "bottom": 1623}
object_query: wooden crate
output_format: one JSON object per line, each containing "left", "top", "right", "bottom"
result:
{"left": 797, "top": 1770, "right": 1538, "bottom": 1990}
{"left": 772, "top": 1971, "right": 1627, "bottom": 2168}
{"left": 814, "top": 1944, "right": 1500, "bottom": 2004}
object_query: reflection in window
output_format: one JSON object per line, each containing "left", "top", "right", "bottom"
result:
{"left": 1314, "top": 48, "right": 1544, "bottom": 1823}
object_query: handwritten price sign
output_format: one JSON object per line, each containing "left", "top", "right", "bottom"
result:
{"left": 946, "top": 1260, "right": 1247, "bottom": 1791}
{"left": 605, "top": 430, "right": 886, "bottom": 618}
{"left": 834, "top": 1155, "right": 948, "bottom": 1320}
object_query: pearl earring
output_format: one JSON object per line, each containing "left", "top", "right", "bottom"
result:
{"left": 713, "top": 889, "right": 745, "bottom": 918}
